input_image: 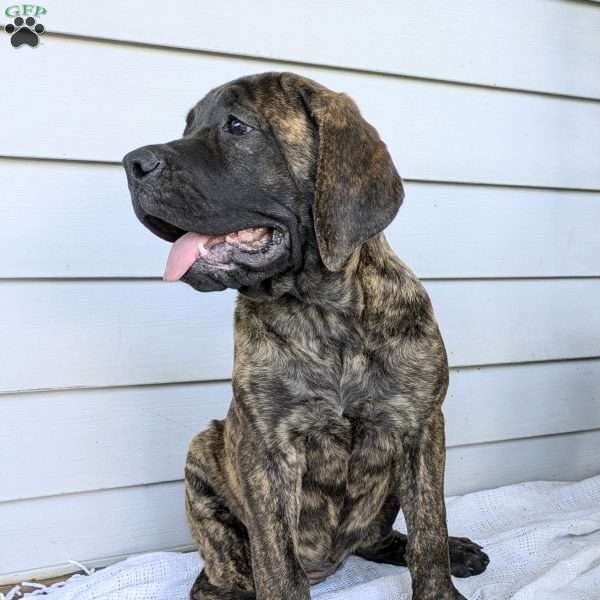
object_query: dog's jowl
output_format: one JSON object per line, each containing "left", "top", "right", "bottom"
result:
{"left": 123, "top": 72, "right": 489, "bottom": 600}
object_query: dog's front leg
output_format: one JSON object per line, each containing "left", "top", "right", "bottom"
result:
{"left": 238, "top": 436, "right": 310, "bottom": 600}
{"left": 400, "top": 409, "right": 465, "bottom": 600}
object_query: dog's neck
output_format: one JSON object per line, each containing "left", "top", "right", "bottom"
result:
{"left": 239, "top": 233, "right": 411, "bottom": 318}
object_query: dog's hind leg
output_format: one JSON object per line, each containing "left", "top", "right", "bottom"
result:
{"left": 356, "top": 528, "right": 489, "bottom": 578}
{"left": 185, "top": 423, "right": 256, "bottom": 600}
{"left": 185, "top": 416, "right": 310, "bottom": 600}
{"left": 354, "top": 488, "right": 489, "bottom": 578}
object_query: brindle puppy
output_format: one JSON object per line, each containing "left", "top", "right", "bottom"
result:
{"left": 123, "top": 72, "right": 489, "bottom": 600}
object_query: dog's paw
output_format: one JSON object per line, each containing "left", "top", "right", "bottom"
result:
{"left": 4, "top": 16, "right": 44, "bottom": 47}
{"left": 449, "top": 535, "right": 489, "bottom": 577}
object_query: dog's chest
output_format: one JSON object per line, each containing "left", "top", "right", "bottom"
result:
{"left": 249, "top": 301, "right": 415, "bottom": 580}
{"left": 294, "top": 394, "right": 399, "bottom": 582}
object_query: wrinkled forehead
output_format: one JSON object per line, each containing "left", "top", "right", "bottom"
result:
{"left": 185, "top": 73, "right": 316, "bottom": 183}
{"left": 186, "top": 73, "right": 311, "bottom": 135}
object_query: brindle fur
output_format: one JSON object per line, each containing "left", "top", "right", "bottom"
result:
{"left": 124, "top": 72, "right": 489, "bottom": 600}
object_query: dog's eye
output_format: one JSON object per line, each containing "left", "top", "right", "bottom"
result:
{"left": 224, "top": 115, "right": 253, "bottom": 136}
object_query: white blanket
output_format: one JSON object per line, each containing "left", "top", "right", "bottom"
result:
{"left": 7, "top": 476, "right": 600, "bottom": 600}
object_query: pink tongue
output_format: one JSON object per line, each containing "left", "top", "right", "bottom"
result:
{"left": 163, "top": 232, "right": 211, "bottom": 281}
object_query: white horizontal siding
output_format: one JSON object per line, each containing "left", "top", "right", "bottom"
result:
{"left": 3, "top": 159, "right": 600, "bottom": 279}
{"left": 1, "top": 281, "right": 234, "bottom": 393}
{"left": 0, "top": 482, "right": 192, "bottom": 583}
{"left": 4, "top": 0, "right": 599, "bottom": 99}
{"left": 445, "top": 429, "right": 600, "bottom": 496}
{"left": 1, "top": 359, "right": 599, "bottom": 504}
{"left": 429, "top": 279, "right": 600, "bottom": 367}
{"left": 1, "top": 0, "right": 599, "bottom": 584}
{"left": 2, "top": 38, "right": 600, "bottom": 189}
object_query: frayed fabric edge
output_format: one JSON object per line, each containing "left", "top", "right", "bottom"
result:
{"left": 0, "top": 561, "right": 95, "bottom": 599}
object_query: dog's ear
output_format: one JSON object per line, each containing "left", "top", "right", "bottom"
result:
{"left": 297, "top": 80, "right": 404, "bottom": 271}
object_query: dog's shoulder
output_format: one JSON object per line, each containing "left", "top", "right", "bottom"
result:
{"left": 356, "top": 235, "right": 433, "bottom": 321}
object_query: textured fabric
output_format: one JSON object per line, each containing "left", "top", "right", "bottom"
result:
{"left": 10, "top": 476, "right": 600, "bottom": 600}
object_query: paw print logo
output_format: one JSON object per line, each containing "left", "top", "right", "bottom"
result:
{"left": 5, "top": 16, "right": 45, "bottom": 47}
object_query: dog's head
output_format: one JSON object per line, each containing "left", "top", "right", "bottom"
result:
{"left": 123, "top": 72, "right": 403, "bottom": 294}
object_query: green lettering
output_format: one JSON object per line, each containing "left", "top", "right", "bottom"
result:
{"left": 5, "top": 5, "right": 20, "bottom": 17}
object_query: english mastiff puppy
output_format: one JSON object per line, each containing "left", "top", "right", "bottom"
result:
{"left": 123, "top": 72, "right": 489, "bottom": 600}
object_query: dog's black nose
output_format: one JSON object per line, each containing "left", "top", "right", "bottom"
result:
{"left": 123, "top": 148, "right": 163, "bottom": 181}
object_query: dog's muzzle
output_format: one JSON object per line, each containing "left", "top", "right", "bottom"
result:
{"left": 123, "top": 146, "right": 294, "bottom": 291}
